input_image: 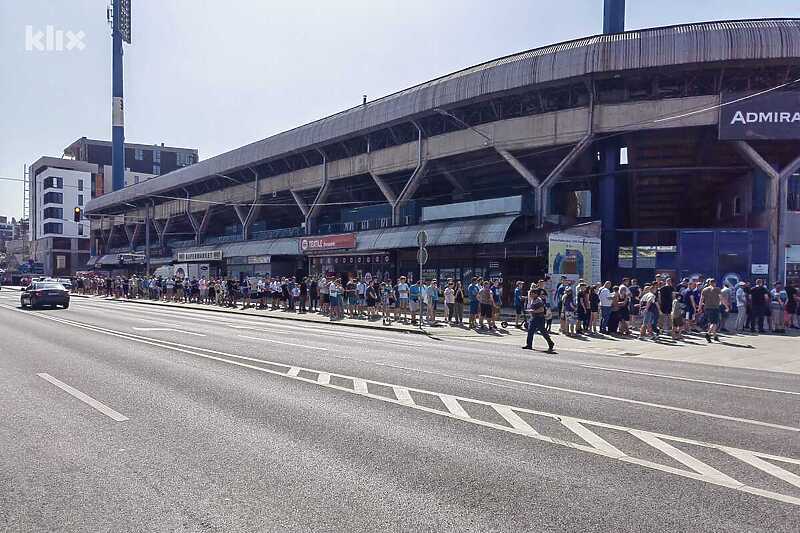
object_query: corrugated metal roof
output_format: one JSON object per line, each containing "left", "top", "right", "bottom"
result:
{"left": 357, "top": 216, "right": 519, "bottom": 250}
{"left": 88, "top": 18, "right": 800, "bottom": 212}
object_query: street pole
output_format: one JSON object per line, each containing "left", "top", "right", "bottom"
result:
{"left": 145, "top": 205, "right": 150, "bottom": 275}
{"left": 111, "top": 0, "right": 125, "bottom": 192}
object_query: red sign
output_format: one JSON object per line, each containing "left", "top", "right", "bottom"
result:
{"left": 299, "top": 233, "right": 356, "bottom": 253}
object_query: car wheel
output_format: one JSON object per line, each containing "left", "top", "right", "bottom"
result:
{"left": 62, "top": 302, "right": 70, "bottom": 309}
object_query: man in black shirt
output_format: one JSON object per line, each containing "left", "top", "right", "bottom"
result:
{"left": 749, "top": 278, "right": 769, "bottom": 333}
{"left": 658, "top": 278, "right": 675, "bottom": 334}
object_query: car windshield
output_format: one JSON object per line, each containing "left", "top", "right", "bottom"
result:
{"left": 34, "top": 283, "right": 65, "bottom": 290}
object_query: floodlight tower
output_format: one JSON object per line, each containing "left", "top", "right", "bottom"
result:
{"left": 110, "top": 0, "right": 131, "bottom": 192}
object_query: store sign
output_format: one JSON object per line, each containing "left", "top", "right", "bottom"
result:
{"left": 751, "top": 263, "right": 769, "bottom": 275}
{"left": 177, "top": 250, "right": 222, "bottom": 262}
{"left": 719, "top": 91, "right": 800, "bottom": 140}
{"left": 299, "top": 233, "right": 356, "bottom": 253}
{"left": 246, "top": 255, "right": 271, "bottom": 264}
{"left": 548, "top": 232, "right": 601, "bottom": 285}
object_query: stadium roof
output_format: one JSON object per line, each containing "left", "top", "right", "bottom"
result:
{"left": 88, "top": 18, "right": 800, "bottom": 213}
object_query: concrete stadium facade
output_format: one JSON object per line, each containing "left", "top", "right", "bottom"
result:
{"left": 86, "top": 19, "right": 800, "bottom": 288}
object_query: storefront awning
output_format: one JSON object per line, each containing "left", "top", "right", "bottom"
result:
{"left": 357, "top": 215, "right": 520, "bottom": 250}
{"left": 174, "top": 238, "right": 299, "bottom": 261}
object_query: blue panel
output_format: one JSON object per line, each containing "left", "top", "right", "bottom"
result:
{"left": 717, "top": 230, "right": 749, "bottom": 254}
{"left": 752, "top": 170, "right": 768, "bottom": 212}
{"left": 751, "top": 230, "right": 769, "bottom": 265}
{"left": 679, "top": 231, "right": 715, "bottom": 279}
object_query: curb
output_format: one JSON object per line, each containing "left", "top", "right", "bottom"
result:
{"left": 95, "top": 297, "right": 433, "bottom": 336}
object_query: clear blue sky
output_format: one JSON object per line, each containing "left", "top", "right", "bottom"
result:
{"left": 1, "top": 0, "right": 797, "bottom": 220}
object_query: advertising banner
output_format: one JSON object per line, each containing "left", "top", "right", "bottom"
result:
{"left": 548, "top": 232, "right": 601, "bottom": 285}
{"left": 299, "top": 233, "right": 356, "bottom": 253}
{"left": 719, "top": 91, "right": 800, "bottom": 140}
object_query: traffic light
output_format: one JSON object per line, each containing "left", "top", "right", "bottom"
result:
{"left": 73, "top": 207, "right": 82, "bottom": 223}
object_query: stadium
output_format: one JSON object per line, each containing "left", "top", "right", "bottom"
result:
{"left": 86, "top": 17, "right": 800, "bottom": 288}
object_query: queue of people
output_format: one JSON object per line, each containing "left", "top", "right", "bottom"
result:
{"left": 70, "top": 273, "right": 800, "bottom": 350}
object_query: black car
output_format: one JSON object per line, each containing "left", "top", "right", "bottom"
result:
{"left": 20, "top": 282, "right": 70, "bottom": 309}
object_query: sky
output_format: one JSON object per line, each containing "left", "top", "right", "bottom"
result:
{"left": 1, "top": 0, "right": 798, "bottom": 221}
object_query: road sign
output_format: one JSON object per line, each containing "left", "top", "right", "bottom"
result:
{"left": 417, "top": 230, "right": 428, "bottom": 248}
{"left": 417, "top": 247, "right": 428, "bottom": 266}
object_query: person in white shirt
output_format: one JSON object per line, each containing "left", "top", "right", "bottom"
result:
{"left": 444, "top": 282, "right": 455, "bottom": 325}
{"left": 598, "top": 281, "right": 613, "bottom": 333}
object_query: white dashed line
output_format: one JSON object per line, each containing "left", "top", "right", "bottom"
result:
{"left": 37, "top": 373, "right": 128, "bottom": 422}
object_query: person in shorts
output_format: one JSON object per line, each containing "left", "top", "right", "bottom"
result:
{"left": 699, "top": 278, "right": 726, "bottom": 342}
{"left": 671, "top": 292, "right": 685, "bottom": 340}
{"left": 396, "top": 276, "right": 410, "bottom": 323}
{"left": 477, "top": 281, "right": 496, "bottom": 330}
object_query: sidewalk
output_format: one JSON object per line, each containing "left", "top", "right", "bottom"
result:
{"left": 22, "top": 288, "right": 800, "bottom": 376}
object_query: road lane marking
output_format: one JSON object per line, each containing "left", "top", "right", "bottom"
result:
{"left": 317, "top": 372, "right": 331, "bottom": 385}
{"left": 8, "top": 305, "right": 800, "bottom": 507}
{"left": 287, "top": 367, "right": 301, "bottom": 377}
{"left": 441, "top": 395, "right": 470, "bottom": 418}
{"left": 724, "top": 448, "right": 800, "bottom": 489}
{"left": 37, "top": 373, "right": 128, "bottom": 422}
{"left": 493, "top": 404, "right": 539, "bottom": 436}
{"left": 560, "top": 417, "right": 624, "bottom": 458}
{"left": 237, "top": 334, "right": 328, "bottom": 351}
{"left": 579, "top": 364, "right": 800, "bottom": 396}
{"left": 630, "top": 429, "right": 740, "bottom": 486}
{"left": 480, "top": 375, "right": 800, "bottom": 433}
{"left": 393, "top": 386, "right": 415, "bottom": 405}
{"left": 132, "top": 327, "right": 206, "bottom": 336}
{"left": 353, "top": 378, "right": 369, "bottom": 394}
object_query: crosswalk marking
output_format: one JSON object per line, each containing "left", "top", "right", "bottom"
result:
{"left": 9, "top": 305, "right": 800, "bottom": 508}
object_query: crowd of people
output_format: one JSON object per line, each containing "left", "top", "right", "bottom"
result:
{"left": 71, "top": 273, "right": 509, "bottom": 328}
{"left": 70, "top": 272, "right": 800, "bottom": 352}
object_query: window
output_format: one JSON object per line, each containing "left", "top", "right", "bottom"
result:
{"left": 43, "top": 191, "right": 63, "bottom": 204}
{"left": 43, "top": 207, "right": 63, "bottom": 220}
{"left": 56, "top": 255, "right": 66, "bottom": 269}
{"left": 733, "top": 196, "right": 742, "bottom": 216}
{"left": 716, "top": 201, "right": 723, "bottom": 220}
{"left": 78, "top": 179, "right": 83, "bottom": 191}
{"left": 619, "top": 146, "right": 628, "bottom": 166}
{"left": 789, "top": 173, "right": 800, "bottom": 212}
{"left": 134, "top": 148, "right": 144, "bottom": 161}
{"left": 78, "top": 224, "right": 84, "bottom": 236}
{"left": 43, "top": 176, "right": 63, "bottom": 189}
{"left": 78, "top": 194, "right": 84, "bottom": 206}
{"left": 43, "top": 222, "right": 63, "bottom": 235}
{"left": 153, "top": 150, "right": 161, "bottom": 163}
{"left": 153, "top": 164, "right": 161, "bottom": 175}
{"left": 177, "top": 152, "right": 195, "bottom": 166}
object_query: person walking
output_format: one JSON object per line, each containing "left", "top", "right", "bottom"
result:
{"left": 522, "top": 288, "right": 556, "bottom": 353}
{"left": 699, "top": 278, "right": 727, "bottom": 342}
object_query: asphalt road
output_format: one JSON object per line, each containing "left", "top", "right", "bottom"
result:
{"left": 1, "top": 291, "right": 799, "bottom": 532}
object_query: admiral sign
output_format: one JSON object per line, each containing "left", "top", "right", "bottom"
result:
{"left": 719, "top": 91, "right": 800, "bottom": 140}
{"left": 299, "top": 233, "right": 356, "bottom": 253}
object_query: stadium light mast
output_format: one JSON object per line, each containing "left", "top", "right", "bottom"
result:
{"left": 110, "top": 0, "right": 131, "bottom": 192}
{"left": 603, "top": 0, "right": 625, "bottom": 34}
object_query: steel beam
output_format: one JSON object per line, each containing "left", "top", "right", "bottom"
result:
{"left": 735, "top": 141, "right": 800, "bottom": 281}
{"left": 368, "top": 171, "right": 398, "bottom": 205}
{"left": 497, "top": 149, "right": 540, "bottom": 187}
{"left": 392, "top": 122, "right": 426, "bottom": 225}
{"left": 540, "top": 134, "right": 594, "bottom": 225}
{"left": 290, "top": 190, "right": 310, "bottom": 218}
{"left": 305, "top": 149, "right": 329, "bottom": 234}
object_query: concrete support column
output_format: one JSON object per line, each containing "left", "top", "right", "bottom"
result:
{"left": 290, "top": 190, "right": 310, "bottom": 218}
